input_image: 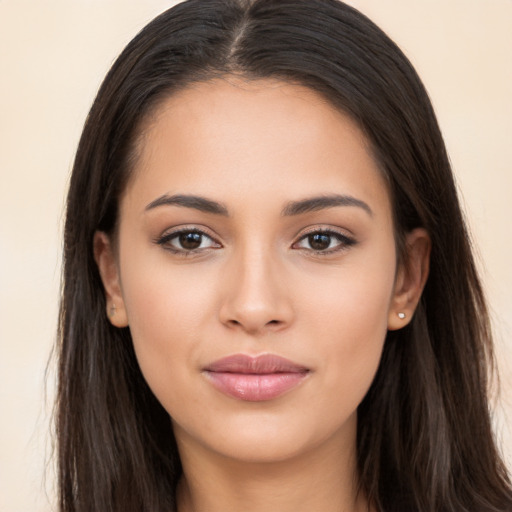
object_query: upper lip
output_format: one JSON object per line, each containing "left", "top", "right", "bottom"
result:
{"left": 204, "top": 354, "right": 309, "bottom": 374}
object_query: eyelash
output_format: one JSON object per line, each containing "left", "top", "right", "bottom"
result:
{"left": 293, "top": 228, "right": 356, "bottom": 255}
{"left": 155, "top": 227, "right": 356, "bottom": 256}
{"left": 155, "top": 227, "right": 221, "bottom": 256}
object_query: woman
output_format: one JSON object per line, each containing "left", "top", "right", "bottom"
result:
{"left": 56, "top": 0, "right": 512, "bottom": 511}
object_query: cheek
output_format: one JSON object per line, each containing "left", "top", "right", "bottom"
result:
{"left": 120, "top": 230, "right": 218, "bottom": 326}
{"left": 300, "top": 244, "right": 396, "bottom": 337}
{"left": 118, "top": 247, "right": 219, "bottom": 396}
{"left": 298, "top": 249, "right": 396, "bottom": 405}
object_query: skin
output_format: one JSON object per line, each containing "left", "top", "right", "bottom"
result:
{"left": 95, "top": 78, "right": 430, "bottom": 512}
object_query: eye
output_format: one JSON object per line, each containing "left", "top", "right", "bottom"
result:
{"left": 156, "top": 228, "right": 221, "bottom": 254}
{"left": 293, "top": 229, "right": 356, "bottom": 254}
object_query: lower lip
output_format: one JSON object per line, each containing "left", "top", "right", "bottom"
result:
{"left": 204, "top": 371, "right": 308, "bottom": 401}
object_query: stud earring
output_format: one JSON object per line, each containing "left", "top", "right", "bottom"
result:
{"left": 108, "top": 304, "right": 116, "bottom": 318}
{"left": 398, "top": 312, "right": 406, "bottom": 320}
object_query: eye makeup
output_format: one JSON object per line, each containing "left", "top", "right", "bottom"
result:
{"left": 154, "top": 224, "right": 357, "bottom": 258}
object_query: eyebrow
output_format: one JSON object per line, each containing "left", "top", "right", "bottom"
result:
{"left": 145, "top": 193, "right": 372, "bottom": 217}
{"left": 145, "top": 194, "right": 229, "bottom": 216}
{"left": 281, "top": 194, "right": 373, "bottom": 217}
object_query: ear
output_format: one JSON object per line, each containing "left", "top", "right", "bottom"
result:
{"left": 93, "top": 231, "right": 129, "bottom": 328}
{"left": 388, "top": 228, "right": 431, "bottom": 331}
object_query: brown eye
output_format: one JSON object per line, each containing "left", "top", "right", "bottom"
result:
{"left": 308, "top": 233, "right": 332, "bottom": 251}
{"left": 179, "top": 232, "right": 203, "bottom": 250}
{"left": 294, "top": 229, "right": 356, "bottom": 254}
{"left": 156, "top": 229, "right": 220, "bottom": 253}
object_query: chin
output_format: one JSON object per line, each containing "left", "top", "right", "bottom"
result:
{"left": 172, "top": 407, "right": 357, "bottom": 465}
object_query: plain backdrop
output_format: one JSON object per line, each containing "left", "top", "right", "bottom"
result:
{"left": 0, "top": 1, "right": 511, "bottom": 510}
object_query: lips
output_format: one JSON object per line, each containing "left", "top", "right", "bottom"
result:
{"left": 203, "top": 354, "right": 310, "bottom": 401}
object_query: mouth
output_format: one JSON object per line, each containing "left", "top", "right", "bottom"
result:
{"left": 202, "top": 354, "right": 310, "bottom": 402}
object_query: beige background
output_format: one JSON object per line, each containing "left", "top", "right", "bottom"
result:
{"left": 0, "top": 1, "right": 510, "bottom": 510}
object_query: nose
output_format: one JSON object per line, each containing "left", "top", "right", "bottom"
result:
{"left": 218, "top": 247, "right": 294, "bottom": 335}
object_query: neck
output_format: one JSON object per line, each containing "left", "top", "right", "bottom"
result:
{"left": 175, "top": 419, "right": 372, "bottom": 512}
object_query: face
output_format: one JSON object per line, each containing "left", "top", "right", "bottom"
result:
{"left": 96, "top": 78, "right": 427, "bottom": 464}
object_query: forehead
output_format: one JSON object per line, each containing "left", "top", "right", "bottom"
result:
{"left": 122, "top": 77, "right": 390, "bottom": 217}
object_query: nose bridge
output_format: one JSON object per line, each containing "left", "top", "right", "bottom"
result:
{"left": 219, "top": 238, "right": 293, "bottom": 333}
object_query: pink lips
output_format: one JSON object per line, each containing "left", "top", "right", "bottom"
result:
{"left": 203, "top": 354, "right": 309, "bottom": 402}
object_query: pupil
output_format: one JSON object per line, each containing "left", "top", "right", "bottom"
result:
{"left": 309, "top": 233, "right": 331, "bottom": 250}
{"left": 179, "top": 232, "right": 202, "bottom": 250}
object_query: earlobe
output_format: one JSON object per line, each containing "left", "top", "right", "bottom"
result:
{"left": 93, "top": 231, "right": 129, "bottom": 328}
{"left": 388, "top": 228, "right": 431, "bottom": 331}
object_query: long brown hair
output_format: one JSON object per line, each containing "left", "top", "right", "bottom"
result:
{"left": 56, "top": 1, "right": 512, "bottom": 510}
